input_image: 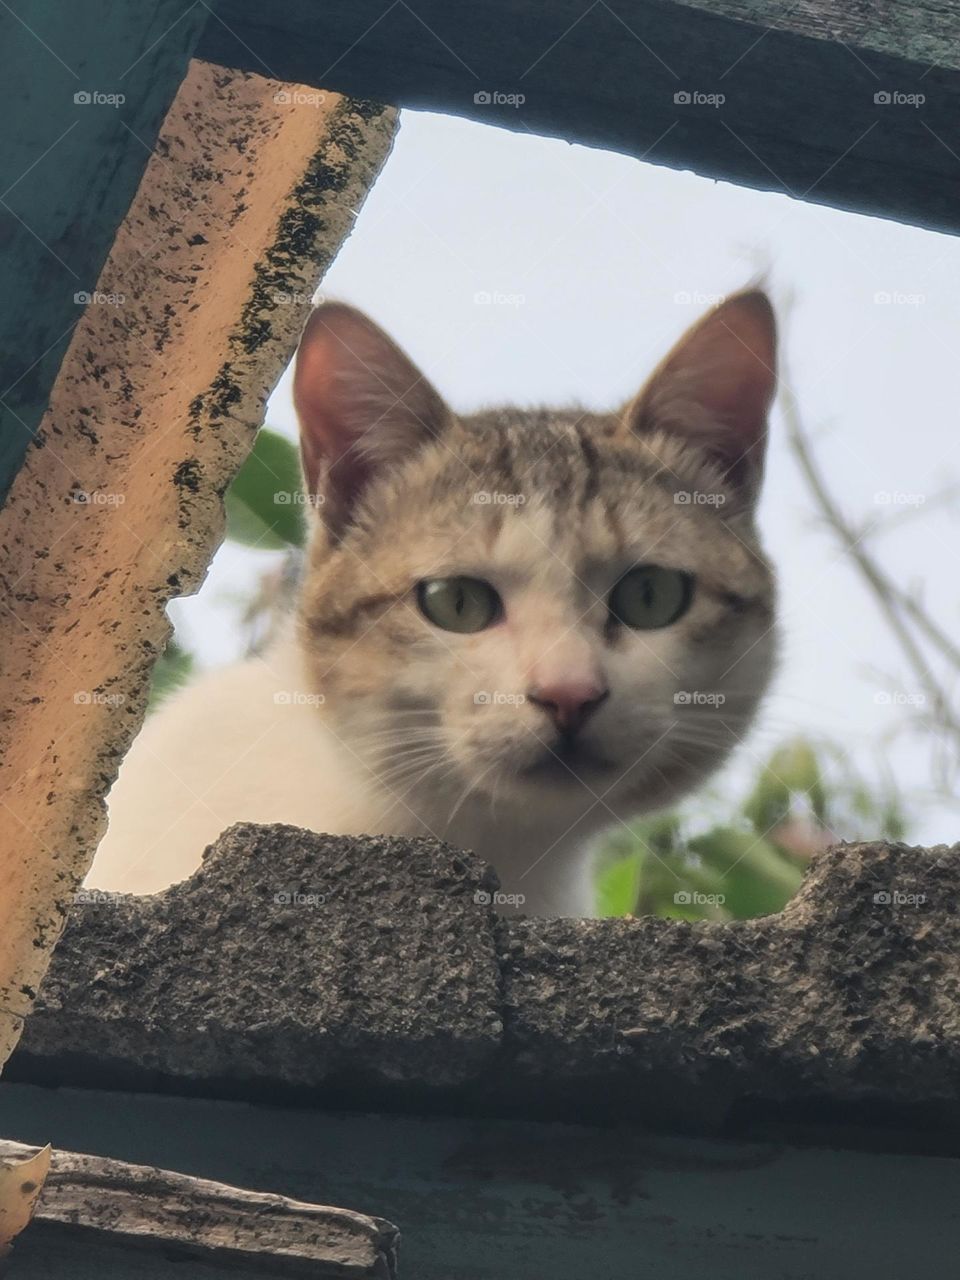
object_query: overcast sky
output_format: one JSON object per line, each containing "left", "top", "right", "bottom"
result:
{"left": 171, "top": 109, "right": 960, "bottom": 845}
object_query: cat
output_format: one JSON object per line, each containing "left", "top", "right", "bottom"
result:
{"left": 89, "top": 290, "right": 778, "bottom": 916}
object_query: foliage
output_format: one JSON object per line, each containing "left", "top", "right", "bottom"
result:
{"left": 150, "top": 428, "right": 305, "bottom": 703}
{"left": 147, "top": 639, "right": 196, "bottom": 712}
{"left": 223, "top": 427, "right": 307, "bottom": 551}
{"left": 595, "top": 735, "right": 907, "bottom": 921}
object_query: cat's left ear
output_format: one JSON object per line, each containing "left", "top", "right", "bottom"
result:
{"left": 293, "top": 302, "right": 452, "bottom": 538}
{"left": 624, "top": 290, "right": 777, "bottom": 501}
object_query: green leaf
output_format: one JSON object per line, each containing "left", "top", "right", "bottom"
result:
{"left": 626, "top": 812, "right": 683, "bottom": 857}
{"left": 147, "top": 640, "right": 195, "bottom": 713}
{"left": 224, "top": 428, "right": 307, "bottom": 549}
{"left": 882, "top": 809, "right": 907, "bottom": 841}
{"left": 771, "top": 738, "right": 827, "bottom": 821}
{"left": 688, "top": 825, "right": 804, "bottom": 919}
{"left": 742, "top": 760, "right": 792, "bottom": 834}
{"left": 595, "top": 850, "right": 644, "bottom": 917}
{"left": 878, "top": 790, "right": 908, "bottom": 841}
{"left": 743, "top": 736, "right": 827, "bottom": 831}
{"left": 594, "top": 732, "right": 913, "bottom": 922}
{"left": 645, "top": 860, "right": 730, "bottom": 922}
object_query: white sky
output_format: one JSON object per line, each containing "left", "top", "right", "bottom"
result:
{"left": 171, "top": 109, "right": 960, "bottom": 845}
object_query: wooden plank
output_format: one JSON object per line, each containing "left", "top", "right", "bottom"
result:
{"left": 1, "top": 1084, "right": 958, "bottom": 1280}
{"left": 0, "top": 64, "right": 396, "bottom": 1071}
{"left": 0, "top": 1, "right": 210, "bottom": 504}
{"left": 199, "top": 0, "right": 960, "bottom": 236}
{"left": 0, "top": 1138, "right": 398, "bottom": 1277}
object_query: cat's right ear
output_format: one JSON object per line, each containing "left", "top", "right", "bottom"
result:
{"left": 293, "top": 302, "right": 451, "bottom": 539}
{"left": 624, "top": 289, "right": 777, "bottom": 503}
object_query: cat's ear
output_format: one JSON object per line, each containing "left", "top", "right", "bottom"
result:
{"left": 625, "top": 290, "right": 776, "bottom": 500}
{"left": 293, "top": 302, "right": 451, "bottom": 538}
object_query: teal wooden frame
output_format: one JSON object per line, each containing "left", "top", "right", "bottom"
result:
{"left": 3, "top": 1082, "right": 957, "bottom": 1279}
{"left": 4, "top": 0, "right": 959, "bottom": 505}
{"left": 0, "top": 1, "right": 209, "bottom": 502}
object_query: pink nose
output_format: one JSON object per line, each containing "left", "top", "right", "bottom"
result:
{"left": 527, "top": 680, "right": 609, "bottom": 734}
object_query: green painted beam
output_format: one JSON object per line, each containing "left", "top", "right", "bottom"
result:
{"left": 199, "top": 0, "right": 960, "bottom": 238}
{"left": 0, "top": 0, "right": 211, "bottom": 505}
{"left": 3, "top": 1084, "right": 958, "bottom": 1279}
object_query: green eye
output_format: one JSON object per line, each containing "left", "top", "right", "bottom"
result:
{"left": 417, "top": 577, "right": 503, "bottom": 633}
{"left": 609, "top": 565, "right": 693, "bottom": 630}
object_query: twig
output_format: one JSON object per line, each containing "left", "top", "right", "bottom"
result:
{"left": 780, "top": 378, "right": 960, "bottom": 763}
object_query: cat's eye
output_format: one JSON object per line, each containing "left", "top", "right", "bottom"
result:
{"left": 417, "top": 577, "right": 503, "bottom": 633}
{"left": 609, "top": 564, "right": 693, "bottom": 630}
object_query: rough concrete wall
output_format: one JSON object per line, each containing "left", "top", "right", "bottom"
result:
{"left": 0, "top": 61, "right": 396, "bottom": 1066}
{"left": 14, "top": 824, "right": 960, "bottom": 1146}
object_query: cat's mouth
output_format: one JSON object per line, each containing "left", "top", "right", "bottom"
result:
{"left": 519, "top": 737, "right": 616, "bottom": 784}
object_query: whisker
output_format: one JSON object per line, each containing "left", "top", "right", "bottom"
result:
{"left": 446, "top": 762, "right": 497, "bottom": 827}
{"left": 374, "top": 752, "right": 449, "bottom": 788}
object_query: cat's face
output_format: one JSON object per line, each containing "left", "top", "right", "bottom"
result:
{"left": 293, "top": 295, "right": 777, "bottom": 828}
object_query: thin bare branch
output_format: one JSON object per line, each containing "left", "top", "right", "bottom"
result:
{"left": 779, "top": 374, "right": 960, "bottom": 770}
